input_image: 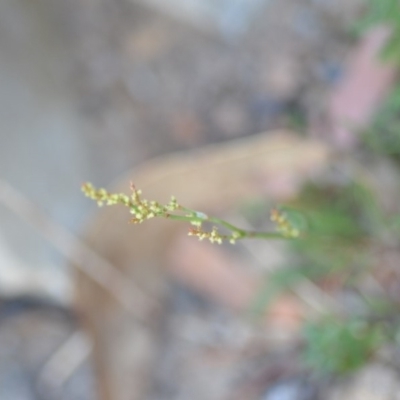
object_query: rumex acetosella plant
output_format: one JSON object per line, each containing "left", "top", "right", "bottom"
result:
{"left": 81, "top": 182, "right": 301, "bottom": 245}
{"left": 81, "top": 178, "right": 397, "bottom": 376}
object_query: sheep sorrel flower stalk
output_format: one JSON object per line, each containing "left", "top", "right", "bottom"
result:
{"left": 82, "top": 182, "right": 300, "bottom": 244}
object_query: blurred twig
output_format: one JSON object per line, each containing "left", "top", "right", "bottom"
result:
{"left": 37, "top": 331, "right": 92, "bottom": 393}
{"left": 0, "top": 178, "right": 157, "bottom": 321}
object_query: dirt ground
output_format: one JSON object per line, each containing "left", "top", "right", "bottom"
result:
{"left": 0, "top": 0, "right": 385, "bottom": 399}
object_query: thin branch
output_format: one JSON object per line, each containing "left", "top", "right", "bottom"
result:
{"left": 0, "top": 179, "right": 158, "bottom": 322}
{"left": 82, "top": 182, "right": 296, "bottom": 245}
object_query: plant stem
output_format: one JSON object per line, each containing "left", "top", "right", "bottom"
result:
{"left": 167, "top": 210, "right": 284, "bottom": 240}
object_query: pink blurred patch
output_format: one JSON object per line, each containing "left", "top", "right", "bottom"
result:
{"left": 327, "top": 27, "right": 397, "bottom": 149}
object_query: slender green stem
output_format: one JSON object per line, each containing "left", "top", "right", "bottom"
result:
{"left": 246, "top": 231, "right": 287, "bottom": 240}
{"left": 207, "top": 216, "right": 246, "bottom": 235}
{"left": 166, "top": 211, "right": 284, "bottom": 240}
{"left": 166, "top": 214, "right": 202, "bottom": 223}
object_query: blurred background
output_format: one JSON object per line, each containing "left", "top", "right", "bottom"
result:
{"left": 2, "top": 0, "right": 399, "bottom": 399}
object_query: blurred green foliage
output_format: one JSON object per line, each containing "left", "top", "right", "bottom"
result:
{"left": 359, "top": 0, "right": 400, "bottom": 64}
{"left": 247, "top": 178, "right": 400, "bottom": 374}
{"left": 360, "top": 0, "right": 400, "bottom": 158}
{"left": 246, "top": 1, "right": 400, "bottom": 370}
{"left": 252, "top": 181, "right": 380, "bottom": 311}
{"left": 249, "top": 0, "right": 400, "bottom": 378}
{"left": 303, "top": 318, "right": 384, "bottom": 374}
{"left": 294, "top": 4, "right": 400, "bottom": 362}
{"left": 363, "top": 86, "right": 400, "bottom": 159}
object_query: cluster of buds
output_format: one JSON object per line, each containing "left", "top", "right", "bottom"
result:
{"left": 127, "top": 183, "right": 180, "bottom": 224}
{"left": 81, "top": 182, "right": 180, "bottom": 224}
{"left": 270, "top": 208, "right": 300, "bottom": 238}
{"left": 188, "top": 226, "right": 241, "bottom": 245}
{"left": 81, "top": 182, "right": 131, "bottom": 207}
